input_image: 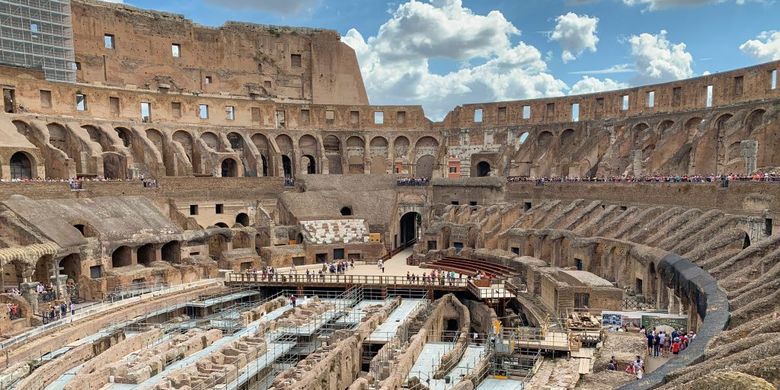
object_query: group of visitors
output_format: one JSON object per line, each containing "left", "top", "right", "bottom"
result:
{"left": 507, "top": 172, "right": 780, "bottom": 184}
{"left": 397, "top": 177, "right": 430, "bottom": 186}
{"left": 41, "top": 301, "right": 76, "bottom": 324}
{"left": 0, "top": 176, "right": 163, "bottom": 189}
{"left": 283, "top": 177, "right": 295, "bottom": 186}
{"left": 643, "top": 326, "right": 696, "bottom": 358}
{"left": 404, "top": 269, "right": 463, "bottom": 286}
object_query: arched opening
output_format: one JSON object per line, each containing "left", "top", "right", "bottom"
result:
{"left": 215, "top": 222, "right": 229, "bottom": 228}
{"left": 227, "top": 132, "right": 243, "bottom": 150}
{"left": 201, "top": 132, "right": 220, "bottom": 151}
{"left": 346, "top": 136, "right": 366, "bottom": 174}
{"left": 261, "top": 155, "right": 269, "bottom": 177}
{"left": 340, "top": 207, "right": 353, "bottom": 216}
{"left": 745, "top": 109, "right": 765, "bottom": 135}
{"left": 59, "top": 253, "right": 81, "bottom": 284}
{"left": 416, "top": 155, "right": 435, "bottom": 179}
{"left": 73, "top": 223, "right": 97, "bottom": 238}
{"left": 112, "top": 246, "right": 132, "bottom": 268}
{"left": 302, "top": 155, "right": 316, "bottom": 174}
{"left": 33, "top": 255, "right": 51, "bottom": 285}
{"left": 10, "top": 152, "right": 33, "bottom": 180}
{"left": 743, "top": 232, "right": 751, "bottom": 249}
{"left": 282, "top": 155, "right": 293, "bottom": 178}
{"left": 221, "top": 158, "right": 238, "bottom": 177}
{"left": 137, "top": 244, "right": 155, "bottom": 266}
{"left": 400, "top": 212, "right": 421, "bottom": 248}
{"left": 518, "top": 132, "right": 529, "bottom": 145}
{"left": 446, "top": 319, "right": 459, "bottom": 332}
{"left": 161, "top": 241, "right": 180, "bottom": 262}
{"left": 476, "top": 161, "right": 491, "bottom": 177}
{"left": 296, "top": 232, "right": 304, "bottom": 244}
{"left": 115, "top": 127, "right": 132, "bottom": 147}
{"left": 235, "top": 213, "right": 250, "bottom": 227}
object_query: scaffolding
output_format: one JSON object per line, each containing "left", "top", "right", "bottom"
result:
{"left": 0, "top": 0, "right": 76, "bottom": 82}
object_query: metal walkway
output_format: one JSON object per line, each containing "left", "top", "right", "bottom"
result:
{"left": 367, "top": 298, "right": 426, "bottom": 343}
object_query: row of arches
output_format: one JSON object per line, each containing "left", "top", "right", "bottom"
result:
{"left": 110, "top": 241, "right": 181, "bottom": 268}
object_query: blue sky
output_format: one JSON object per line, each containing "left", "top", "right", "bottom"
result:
{"left": 105, "top": 0, "right": 780, "bottom": 119}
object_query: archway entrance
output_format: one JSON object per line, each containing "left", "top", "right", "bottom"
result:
{"left": 235, "top": 213, "right": 250, "bottom": 227}
{"left": 399, "top": 212, "right": 421, "bottom": 248}
{"left": 161, "top": 241, "right": 180, "bottom": 262}
{"left": 59, "top": 254, "right": 81, "bottom": 283}
{"left": 10, "top": 152, "right": 32, "bottom": 179}
{"left": 112, "top": 246, "right": 132, "bottom": 268}
{"left": 137, "top": 244, "right": 155, "bottom": 265}
{"left": 282, "top": 155, "right": 293, "bottom": 178}
{"left": 221, "top": 158, "right": 238, "bottom": 177}
{"left": 476, "top": 161, "right": 491, "bottom": 177}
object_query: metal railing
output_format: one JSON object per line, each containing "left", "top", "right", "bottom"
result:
{"left": 227, "top": 272, "right": 469, "bottom": 289}
{"left": 0, "top": 279, "right": 220, "bottom": 360}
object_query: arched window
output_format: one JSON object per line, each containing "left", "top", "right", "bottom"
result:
{"left": 10, "top": 152, "right": 32, "bottom": 179}
{"left": 221, "top": 158, "right": 238, "bottom": 177}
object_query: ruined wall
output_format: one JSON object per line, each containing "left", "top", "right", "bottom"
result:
{"left": 70, "top": 0, "right": 367, "bottom": 105}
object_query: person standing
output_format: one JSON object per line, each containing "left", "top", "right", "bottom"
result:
{"left": 290, "top": 294, "right": 297, "bottom": 308}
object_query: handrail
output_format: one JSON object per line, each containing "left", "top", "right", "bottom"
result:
{"left": 226, "top": 272, "right": 470, "bottom": 288}
{"left": 0, "top": 279, "right": 220, "bottom": 353}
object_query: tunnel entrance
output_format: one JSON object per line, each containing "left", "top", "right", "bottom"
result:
{"left": 399, "top": 212, "right": 420, "bottom": 248}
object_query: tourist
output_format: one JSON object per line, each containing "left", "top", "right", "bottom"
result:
{"left": 671, "top": 338, "right": 681, "bottom": 355}
{"left": 70, "top": 301, "right": 76, "bottom": 316}
{"left": 290, "top": 294, "right": 297, "bottom": 308}
{"left": 607, "top": 356, "right": 618, "bottom": 371}
{"left": 653, "top": 331, "right": 661, "bottom": 357}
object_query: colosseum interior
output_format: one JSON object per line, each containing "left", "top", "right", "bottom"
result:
{"left": 0, "top": 1, "right": 778, "bottom": 389}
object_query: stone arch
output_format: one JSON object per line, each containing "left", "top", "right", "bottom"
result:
{"left": 537, "top": 131, "right": 553, "bottom": 148}
{"left": 215, "top": 222, "right": 230, "bottom": 228}
{"left": 323, "top": 135, "right": 342, "bottom": 174}
{"left": 145, "top": 128, "right": 174, "bottom": 176}
{"left": 346, "top": 136, "right": 365, "bottom": 174}
{"left": 369, "top": 136, "right": 388, "bottom": 156}
{"left": 745, "top": 109, "right": 765, "bottom": 135}
{"left": 560, "top": 129, "right": 576, "bottom": 149}
{"left": 235, "top": 213, "right": 250, "bottom": 227}
{"left": 161, "top": 241, "right": 180, "bottom": 262}
{"left": 394, "top": 136, "right": 410, "bottom": 157}
{"left": 33, "top": 255, "right": 51, "bottom": 285}
{"left": 72, "top": 221, "right": 97, "bottom": 237}
{"left": 340, "top": 206, "right": 353, "bottom": 216}
{"left": 114, "top": 127, "right": 133, "bottom": 148}
{"left": 475, "top": 160, "right": 491, "bottom": 177}
{"left": 227, "top": 132, "right": 244, "bottom": 150}
{"left": 685, "top": 117, "right": 703, "bottom": 136}
{"left": 82, "top": 125, "right": 109, "bottom": 151}
{"left": 137, "top": 244, "right": 155, "bottom": 266}
{"left": 9, "top": 151, "right": 33, "bottom": 180}
{"left": 399, "top": 211, "right": 421, "bottom": 248}
{"left": 173, "top": 130, "right": 195, "bottom": 161}
{"left": 201, "top": 132, "right": 220, "bottom": 151}
{"left": 657, "top": 120, "right": 675, "bottom": 135}
{"left": 112, "top": 246, "right": 132, "bottom": 268}
{"left": 299, "top": 134, "right": 318, "bottom": 174}
{"left": 59, "top": 253, "right": 81, "bottom": 283}
{"left": 714, "top": 114, "right": 733, "bottom": 174}
{"left": 414, "top": 136, "right": 439, "bottom": 157}
{"left": 416, "top": 155, "right": 436, "bottom": 179}
{"left": 14, "top": 120, "right": 67, "bottom": 179}
{"left": 221, "top": 158, "right": 239, "bottom": 177}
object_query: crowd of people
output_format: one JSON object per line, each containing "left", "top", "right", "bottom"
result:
{"left": 6, "top": 302, "right": 22, "bottom": 320}
{"left": 0, "top": 176, "right": 161, "bottom": 189}
{"left": 507, "top": 172, "right": 780, "bottom": 184}
{"left": 606, "top": 326, "right": 697, "bottom": 380}
{"left": 41, "top": 301, "right": 76, "bottom": 324}
{"left": 397, "top": 177, "right": 430, "bottom": 186}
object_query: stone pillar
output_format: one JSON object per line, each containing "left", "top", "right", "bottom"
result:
{"left": 20, "top": 265, "right": 38, "bottom": 314}
{"left": 667, "top": 290, "right": 679, "bottom": 314}
{"left": 740, "top": 140, "right": 758, "bottom": 175}
{"left": 632, "top": 150, "right": 643, "bottom": 176}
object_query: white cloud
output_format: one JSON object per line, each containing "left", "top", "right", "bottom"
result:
{"left": 628, "top": 30, "right": 693, "bottom": 84}
{"left": 622, "top": 0, "right": 763, "bottom": 11}
{"left": 570, "top": 76, "right": 629, "bottom": 95}
{"left": 202, "top": 0, "right": 318, "bottom": 15}
{"left": 739, "top": 31, "right": 780, "bottom": 61}
{"left": 569, "top": 63, "right": 636, "bottom": 75}
{"left": 343, "top": 0, "right": 567, "bottom": 120}
{"left": 549, "top": 12, "right": 599, "bottom": 63}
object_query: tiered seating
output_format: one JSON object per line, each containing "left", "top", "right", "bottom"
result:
{"left": 423, "top": 257, "right": 518, "bottom": 279}
{"left": 300, "top": 219, "right": 370, "bottom": 244}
